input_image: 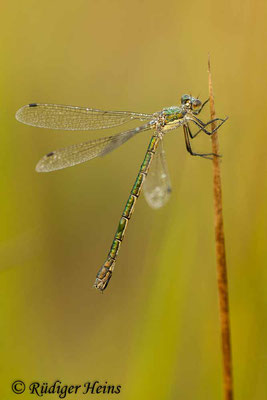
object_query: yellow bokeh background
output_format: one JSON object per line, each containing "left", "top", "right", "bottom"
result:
{"left": 1, "top": 1, "right": 266, "bottom": 399}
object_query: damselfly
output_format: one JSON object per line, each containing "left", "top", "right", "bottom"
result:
{"left": 16, "top": 94, "right": 227, "bottom": 291}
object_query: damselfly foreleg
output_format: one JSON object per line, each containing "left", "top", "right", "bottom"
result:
{"left": 187, "top": 116, "right": 228, "bottom": 136}
{"left": 188, "top": 118, "right": 227, "bottom": 139}
{"left": 193, "top": 98, "right": 209, "bottom": 115}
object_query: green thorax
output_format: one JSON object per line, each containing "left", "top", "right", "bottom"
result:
{"left": 162, "top": 106, "right": 185, "bottom": 123}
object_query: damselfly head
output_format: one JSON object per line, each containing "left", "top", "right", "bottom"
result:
{"left": 181, "top": 94, "right": 202, "bottom": 111}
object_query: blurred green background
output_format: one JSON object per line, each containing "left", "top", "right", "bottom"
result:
{"left": 0, "top": 0, "right": 266, "bottom": 399}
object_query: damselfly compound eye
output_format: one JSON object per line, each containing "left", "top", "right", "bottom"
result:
{"left": 181, "top": 94, "right": 191, "bottom": 105}
{"left": 192, "top": 98, "right": 202, "bottom": 110}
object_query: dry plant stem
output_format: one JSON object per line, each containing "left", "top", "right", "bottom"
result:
{"left": 208, "top": 57, "right": 233, "bottom": 400}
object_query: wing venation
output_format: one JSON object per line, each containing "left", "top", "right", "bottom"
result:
{"left": 143, "top": 140, "right": 172, "bottom": 209}
{"left": 16, "top": 103, "right": 153, "bottom": 131}
{"left": 36, "top": 124, "right": 152, "bottom": 172}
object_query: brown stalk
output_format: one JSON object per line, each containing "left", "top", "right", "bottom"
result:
{"left": 208, "top": 56, "right": 234, "bottom": 400}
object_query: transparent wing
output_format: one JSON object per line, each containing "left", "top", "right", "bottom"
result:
{"left": 143, "top": 139, "right": 172, "bottom": 209}
{"left": 36, "top": 124, "right": 151, "bottom": 172}
{"left": 15, "top": 103, "right": 153, "bottom": 131}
